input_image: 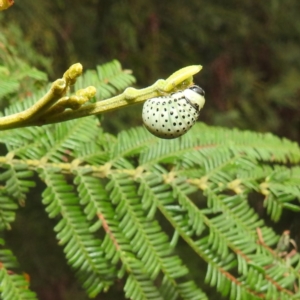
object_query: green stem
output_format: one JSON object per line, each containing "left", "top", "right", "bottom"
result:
{"left": 34, "top": 80, "right": 168, "bottom": 126}
{"left": 0, "top": 64, "right": 202, "bottom": 130}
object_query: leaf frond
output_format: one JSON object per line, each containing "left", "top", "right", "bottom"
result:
{"left": 0, "top": 243, "right": 38, "bottom": 300}
{"left": 0, "top": 61, "right": 299, "bottom": 299}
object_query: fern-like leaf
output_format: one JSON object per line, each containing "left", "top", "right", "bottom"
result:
{"left": 0, "top": 240, "right": 37, "bottom": 300}
{"left": 0, "top": 60, "right": 299, "bottom": 299}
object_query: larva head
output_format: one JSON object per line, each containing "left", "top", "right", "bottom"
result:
{"left": 183, "top": 85, "right": 205, "bottom": 112}
{"left": 142, "top": 85, "right": 205, "bottom": 139}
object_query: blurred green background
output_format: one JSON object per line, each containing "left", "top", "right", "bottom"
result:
{"left": 1, "top": 0, "right": 300, "bottom": 299}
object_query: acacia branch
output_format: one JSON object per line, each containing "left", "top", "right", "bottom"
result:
{"left": 0, "top": 63, "right": 202, "bottom": 130}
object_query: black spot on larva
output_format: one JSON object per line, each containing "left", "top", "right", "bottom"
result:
{"left": 175, "top": 116, "right": 178, "bottom": 119}
{"left": 156, "top": 108, "right": 159, "bottom": 112}
{"left": 168, "top": 100, "right": 172, "bottom": 104}
{"left": 162, "top": 101, "right": 166, "bottom": 105}
{"left": 174, "top": 99, "right": 177, "bottom": 102}
{"left": 179, "top": 122, "right": 182, "bottom": 125}
{"left": 161, "top": 114, "right": 164, "bottom": 117}
{"left": 179, "top": 110, "right": 182, "bottom": 112}
{"left": 177, "top": 129, "right": 180, "bottom": 132}
{"left": 187, "top": 121, "right": 190, "bottom": 125}
{"left": 182, "top": 116, "right": 185, "bottom": 119}
{"left": 152, "top": 124, "right": 154, "bottom": 126}
{"left": 165, "top": 119, "right": 168, "bottom": 122}
{"left": 164, "top": 108, "right": 167, "bottom": 112}
{"left": 155, "top": 120, "right": 158, "bottom": 122}
{"left": 168, "top": 129, "right": 171, "bottom": 131}
{"left": 162, "top": 124, "right": 165, "bottom": 127}
{"left": 173, "top": 122, "right": 176, "bottom": 126}
{"left": 170, "top": 112, "right": 174, "bottom": 115}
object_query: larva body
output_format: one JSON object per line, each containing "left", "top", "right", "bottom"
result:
{"left": 142, "top": 85, "right": 205, "bottom": 139}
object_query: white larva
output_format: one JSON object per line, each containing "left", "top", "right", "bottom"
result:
{"left": 142, "top": 85, "right": 205, "bottom": 139}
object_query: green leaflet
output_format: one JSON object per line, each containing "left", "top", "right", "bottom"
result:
{"left": 0, "top": 61, "right": 299, "bottom": 299}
